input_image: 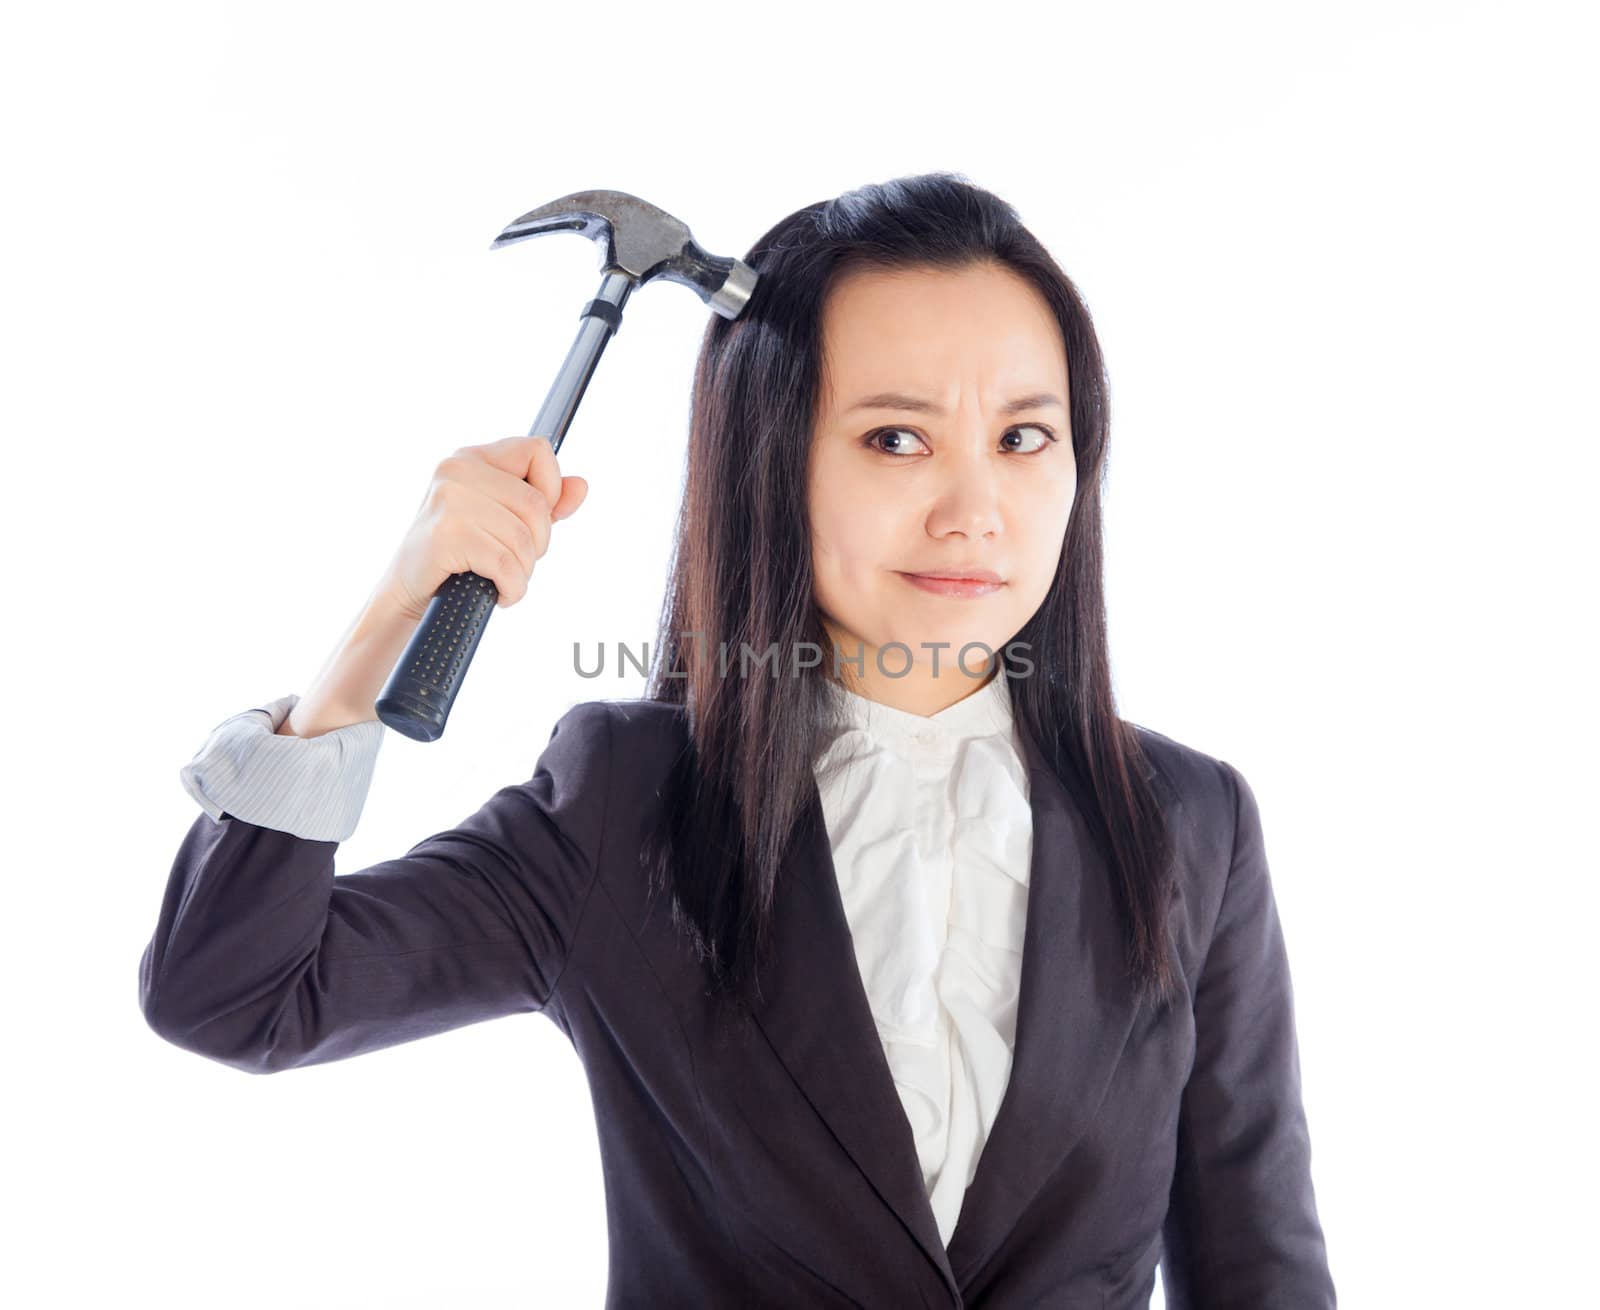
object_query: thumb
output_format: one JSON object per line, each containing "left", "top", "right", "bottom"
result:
{"left": 551, "top": 475, "right": 589, "bottom": 521}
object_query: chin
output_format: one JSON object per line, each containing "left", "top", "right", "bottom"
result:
{"left": 871, "top": 619, "right": 1011, "bottom": 669}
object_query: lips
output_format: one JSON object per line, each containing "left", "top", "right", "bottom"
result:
{"left": 902, "top": 568, "right": 1004, "bottom": 584}
{"left": 897, "top": 570, "right": 1005, "bottom": 598}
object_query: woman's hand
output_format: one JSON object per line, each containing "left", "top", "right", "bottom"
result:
{"left": 377, "top": 435, "right": 589, "bottom": 622}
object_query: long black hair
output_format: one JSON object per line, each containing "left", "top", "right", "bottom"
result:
{"left": 640, "top": 171, "right": 1179, "bottom": 1013}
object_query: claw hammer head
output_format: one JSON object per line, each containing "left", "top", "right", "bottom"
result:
{"left": 491, "top": 188, "right": 758, "bottom": 319}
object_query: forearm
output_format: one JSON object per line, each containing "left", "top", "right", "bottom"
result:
{"left": 279, "top": 584, "right": 420, "bottom": 738}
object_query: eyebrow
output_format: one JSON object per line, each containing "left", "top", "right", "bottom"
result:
{"left": 843, "top": 390, "right": 1066, "bottom": 416}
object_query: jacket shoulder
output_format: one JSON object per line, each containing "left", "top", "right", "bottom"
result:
{"left": 557, "top": 696, "right": 688, "bottom": 796}
{"left": 1130, "top": 720, "right": 1233, "bottom": 800}
{"left": 1128, "top": 721, "right": 1252, "bottom": 857}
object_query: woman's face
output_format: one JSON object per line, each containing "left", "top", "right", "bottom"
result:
{"left": 808, "top": 260, "right": 1076, "bottom": 708}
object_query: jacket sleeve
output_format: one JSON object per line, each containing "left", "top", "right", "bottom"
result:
{"left": 1161, "top": 760, "right": 1337, "bottom": 1308}
{"left": 139, "top": 700, "right": 612, "bottom": 1074}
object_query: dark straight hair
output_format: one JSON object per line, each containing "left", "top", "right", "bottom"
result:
{"left": 640, "top": 171, "right": 1179, "bottom": 1014}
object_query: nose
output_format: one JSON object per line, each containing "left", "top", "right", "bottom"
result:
{"left": 925, "top": 450, "right": 1004, "bottom": 540}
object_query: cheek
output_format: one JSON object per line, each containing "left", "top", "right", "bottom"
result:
{"left": 812, "top": 508, "right": 875, "bottom": 566}
{"left": 810, "top": 517, "right": 889, "bottom": 615}
{"left": 808, "top": 471, "right": 902, "bottom": 569}
{"left": 809, "top": 505, "right": 908, "bottom": 627}
{"left": 1006, "top": 479, "right": 1074, "bottom": 594}
{"left": 1017, "top": 464, "right": 1076, "bottom": 543}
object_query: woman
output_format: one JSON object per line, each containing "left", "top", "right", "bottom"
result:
{"left": 142, "top": 172, "right": 1336, "bottom": 1308}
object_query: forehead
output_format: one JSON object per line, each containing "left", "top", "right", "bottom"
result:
{"left": 818, "top": 262, "right": 1067, "bottom": 405}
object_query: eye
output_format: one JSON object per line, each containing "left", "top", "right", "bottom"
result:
{"left": 1001, "top": 424, "right": 1057, "bottom": 454}
{"left": 862, "top": 424, "right": 1059, "bottom": 456}
{"left": 864, "top": 426, "right": 932, "bottom": 457}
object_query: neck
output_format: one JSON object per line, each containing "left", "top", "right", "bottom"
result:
{"left": 824, "top": 629, "right": 1000, "bottom": 717}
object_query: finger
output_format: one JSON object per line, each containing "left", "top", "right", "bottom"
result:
{"left": 481, "top": 501, "right": 542, "bottom": 605}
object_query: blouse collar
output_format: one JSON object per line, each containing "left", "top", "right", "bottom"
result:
{"left": 818, "top": 668, "right": 1017, "bottom": 756}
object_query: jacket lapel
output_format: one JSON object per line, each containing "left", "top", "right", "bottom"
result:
{"left": 739, "top": 710, "right": 1167, "bottom": 1298}
{"left": 942, "top": 715, "right": 1160, "bottom": 1285}
{"left": 740, "top": 772, "right": 962, "bottom": 1300}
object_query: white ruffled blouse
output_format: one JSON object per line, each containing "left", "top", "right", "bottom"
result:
{"left": 814, "top": 671, "right": 1034, "bottom": 1247}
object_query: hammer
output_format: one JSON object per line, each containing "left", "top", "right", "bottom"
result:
{"left": 373, "top": 189, "right": 759, "bottom": 743}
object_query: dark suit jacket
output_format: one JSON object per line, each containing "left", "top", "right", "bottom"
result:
{"left": 140, "top": 697, "right": 1336, "bottom": 1308}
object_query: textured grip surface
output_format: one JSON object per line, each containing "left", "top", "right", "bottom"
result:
{"left": 375, "top": 569, "right": 498, "bottom": 742}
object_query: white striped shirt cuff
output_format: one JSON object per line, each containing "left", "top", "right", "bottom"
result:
{"left": 179, "top": 693, "right": 386, "bottom": 842}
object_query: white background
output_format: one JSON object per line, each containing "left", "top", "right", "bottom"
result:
{"left": 4, "top": 1, "right": 1595, "bottom": 1305}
